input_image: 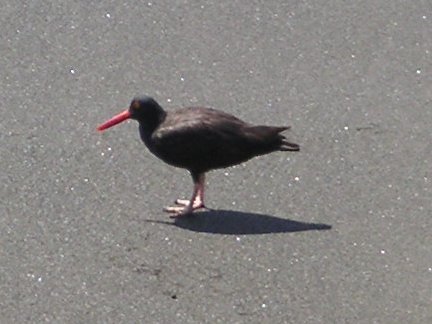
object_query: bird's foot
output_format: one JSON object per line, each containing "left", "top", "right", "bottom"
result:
{"left": 164, "top": 199, "right": 206, "bottom": 218}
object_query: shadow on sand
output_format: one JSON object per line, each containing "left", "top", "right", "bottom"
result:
{"left": 145, "top": 209, "right": 331, "bottom": 235}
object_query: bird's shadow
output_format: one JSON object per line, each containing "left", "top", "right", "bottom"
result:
{"left": 145, "top": 209, "right": 331, "bottom": 235}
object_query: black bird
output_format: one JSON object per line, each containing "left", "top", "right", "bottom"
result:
{"left": 97, "top": 96, "right": 299, "bottom": 217}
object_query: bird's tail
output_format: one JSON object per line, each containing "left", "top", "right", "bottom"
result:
{"left": 279, "top": 139, "right": 300, "bottom": 151}
{"left": 247, "top": 125, "right": 300, "bottom": 152}
{"left": 276, "top": 127, "right": 300, "bottom": 151}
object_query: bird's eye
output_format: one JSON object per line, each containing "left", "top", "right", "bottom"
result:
{"left": 131, "top": 100, "right": 140, "bottom": 111}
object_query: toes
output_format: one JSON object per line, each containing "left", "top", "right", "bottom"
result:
{"left": 175, "top": 199, "right": 190, "bottom": 206}
{"left": 163, "top": 206, "right": 185, "bottom": 213}
{"left": 174, "top": 199, "right": 205, "bottom": 209}
{"left": 164, "top": 205, "right": 194, "bottom": 218}
{"left": 164, "top": 200, "right": 206, "bottom": 218}
{"left": 165, "top": 206, "right": 193, "bottom": 218}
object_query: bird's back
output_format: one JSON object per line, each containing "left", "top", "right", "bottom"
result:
{"left": 147, "top": 107, "right": 298, "bottom": 173}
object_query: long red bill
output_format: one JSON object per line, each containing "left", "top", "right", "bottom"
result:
{"left": 97, "top": 109, "right": 131, "bottom": 131}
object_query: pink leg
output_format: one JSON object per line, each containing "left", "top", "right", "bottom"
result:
{"left": 164, "top": 173, "right": 207, "bottom": 217}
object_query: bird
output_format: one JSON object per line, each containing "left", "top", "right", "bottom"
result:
{"left": 97, "top": 96, "right": 299, "bottom": 218}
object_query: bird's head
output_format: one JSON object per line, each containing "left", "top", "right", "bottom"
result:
{"left": 97, "top": 96, "right": 166, "bottom": 132}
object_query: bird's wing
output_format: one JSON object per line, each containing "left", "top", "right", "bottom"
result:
{"left": 151, "top": 109, "right": 252, "bottom": 170}
{"left": 154, "top": 115, "right": 247, "bottom": 154}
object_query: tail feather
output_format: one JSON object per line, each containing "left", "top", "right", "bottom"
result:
{"left": 280, "top": 139, "right": 300, "bottom": 151}
{"left": 276, "top": 128, "right": 300, "bottom": 152}
{"left": 246, "top": 125, "right": 300, "bottom": 153}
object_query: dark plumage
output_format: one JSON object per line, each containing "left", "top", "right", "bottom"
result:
{"left": 97, "top": 96, "right": 299, "bottom": 217}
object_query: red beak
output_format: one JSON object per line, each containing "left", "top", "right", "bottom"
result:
{"left": 97, "top": 109, "right": 131, "bottom": 131}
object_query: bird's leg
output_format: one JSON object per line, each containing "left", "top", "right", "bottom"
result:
{"left": 175, "top": 174, "right": 205, "bottom": 208}
{"left": 164, "top": 173, "right": 206, "bottom": 217}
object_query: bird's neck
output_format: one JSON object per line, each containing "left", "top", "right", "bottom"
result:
{"left": 138, "top": 110, "right": 166, "bottom": 144}
{"left": 138, "top": 110, "right": 166, "bottom": 133}
{"left": 139, "top": 124, "right": 152, "bottom": 146}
